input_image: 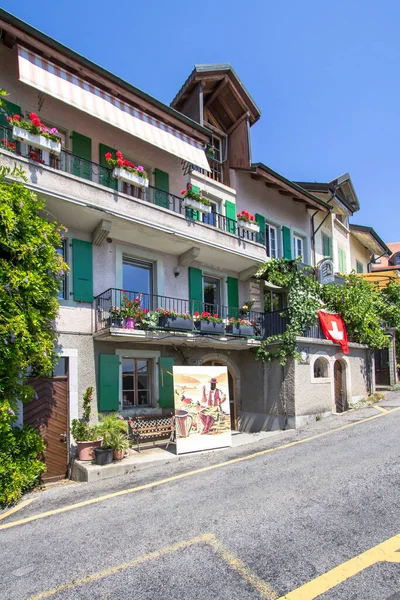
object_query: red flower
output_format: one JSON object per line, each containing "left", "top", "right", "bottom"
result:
{"left": 8, "top": 142, "right": 16, "bottom": 150}
{"left": 32, "top": 117, "right": 41, "bottom": 127}
{"left": 250, "top": 215, "right": 254, "bottom": 221}
{"left": 13, "top": 114, "right": 20, "bottom": 121}
{"left": 121, "top": 289, "right": 126, "bottom": 293}
{"left": 6, "top": 116, "right": 12, "bottom": 122}
{"left": 29, "top": 112, "right": 38, "bottom": 120}
{"left": 194, "top": 311, "right": 199, "bottom": 316}
{"left": 143, "top": 309, "right": 149, "bottom": 314}
{"left": 105, "top": 152, "right": 112, "bottom": 161}
{"left": 116, "top": 151, "right": 123, "bottom": 159}
{"left": 117, "top": 159, "right": 123, "bottom": 166}
{"left": 214, "top": 314, "right": 219, "bottom": 318}
{"left": 187, "top": 184, "right": 192, "bottom": 189}
{"left": 181, "top": 189, "right": 187, "bottom": 195}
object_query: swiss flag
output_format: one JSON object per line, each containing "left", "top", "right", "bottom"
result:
{"left": 318, "top": 311, "right": 349, "bottom": 354}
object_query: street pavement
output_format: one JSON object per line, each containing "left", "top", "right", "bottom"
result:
{"left": 2, "top": 391, "right": 400, "bottom": 600}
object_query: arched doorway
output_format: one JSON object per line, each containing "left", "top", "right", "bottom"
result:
{"left": 334, "top": 360, "right": 348, "bottom": 413}
{"left": 203, "top": 360, "right": 237, "bottom": 430}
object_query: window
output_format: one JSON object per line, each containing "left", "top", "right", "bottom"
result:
{"left": 123, "top": 257, "right": 153, "bottom": 309}
{"left": 394, "top": 254, "right": 400, "bottom": 266}
{"left": 266, "top": 224, "right": 278, "bottom": 258}
{"left": 264, "top": 290, "right": 286, "bottom": 313}
{"left": 313, "top": 357, "right": 329, "bottom": 378}
{"left": 56, "top": 240, "right": 68, "bottom": 300}
{"left": 338, "top": 248, "right": 347, "bottom": 273}
{"left": 293, "top": 235, "right": 304, "bottom": 259}
{"left": 122, "top": 357, "right": 152, "bottom": 408}
{"left": 356, "top": 260, "right": 364, "bottom": 274}
{"left": 202, "top": 199, "right": 219, "bottom": 227}
{"left": 203, "top": 275, "right": 221, "bottom": 312}
{"left": 208, "top": 135, "right": 223, "bottom": 182}
{"left": 322, "top": 233, "right": 332, "bottom": 259}
{"left": 52, "top": 356, "right": 68, "bottom": 378}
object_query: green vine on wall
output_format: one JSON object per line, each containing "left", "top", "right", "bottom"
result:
{"left": 255, "top": 258, "right": 400, "bottom": 366}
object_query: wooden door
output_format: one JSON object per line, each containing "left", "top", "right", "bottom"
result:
{"left": 24, "top": 378, "right": 69, "bottom": 482}
{"left": 203, "top": 361, "right": 237, "bottom": 430}
{"left": 334, "top": 361, "right": 346, "bottom": 413}
{"left": 375, "top": 348, "right": 390, "bottom": 386}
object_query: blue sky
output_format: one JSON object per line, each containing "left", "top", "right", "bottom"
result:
{"left": 2, "top": 0, "right": 399, "bottom": 242}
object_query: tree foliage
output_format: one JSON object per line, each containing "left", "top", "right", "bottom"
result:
{"left": 0, "top": 160, "right": 67, "bottom": 505}
{"left": 256, "top": 258, "right": 399, "bottom": 366}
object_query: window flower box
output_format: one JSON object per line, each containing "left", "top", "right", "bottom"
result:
{"left": 183, "top": 197, "right": 212, "bottom": 214}
{"left": 158, "top": 315, "right": 194, "bottom": 331}
{"left": 108, "top": 316, "right": 123, "bottom": 328}
{"left": 226, "top": 323, "right": 255, "bottom": 337}
{"left": 13, "top": 125, "right": 62, "bottom": 155}
{"left": 195, "top": 320, "right": 225, "bottom": 334}
{"left": 112, "top": 167, "right": 149, "bottom": 188}
{"left": 238, "top": 221, "right": 260, "bottom": 234}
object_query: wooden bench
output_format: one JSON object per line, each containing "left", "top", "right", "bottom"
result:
{"left": 127, "top": 414, "right": 174, "bottom": 452}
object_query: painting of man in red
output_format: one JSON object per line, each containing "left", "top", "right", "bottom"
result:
{"left": 199, "top": 377, "right": 228, "bottom": 434}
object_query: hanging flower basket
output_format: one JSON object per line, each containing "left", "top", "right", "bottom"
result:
{"left": 13, "top": 125, "right": 61, "bottom": 155}
{"left": 112, "top": 167, "right": 149, "bottom": 188}
{"left": 184, "top": 198, "right": 212, "bottom": 214}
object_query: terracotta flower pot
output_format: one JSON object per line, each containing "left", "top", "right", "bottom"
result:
{"left": 113, "top": 449, "right": 126, "bottom": 461}
{"left": 76, "top": 438, "right": 102, "bottom": 461}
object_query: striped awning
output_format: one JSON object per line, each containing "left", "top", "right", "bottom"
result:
{"left": 17, "top": 46, "right": 210, "bottom": 171}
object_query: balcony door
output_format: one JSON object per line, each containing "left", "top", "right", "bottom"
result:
{"left": 122, "top": 257, "right": 153, "bottom": 310}
{"left": 203, "top": 275, "right": 221, "bottom": 314}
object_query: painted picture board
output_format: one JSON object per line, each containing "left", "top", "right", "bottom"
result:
{"left": 173, "top": 366, "right": 232, "bottom": 454}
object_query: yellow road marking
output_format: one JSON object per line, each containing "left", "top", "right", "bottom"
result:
{"left": 27, "top": 533, "right": 277, "bottom": 600}
{"left": 375, "top": 405, "right": 388, "bottom": 413}
{"left": 2, "top": 406, "right": 399, "bottom": 532}
{"left": 0, "top": 497, "right": 36, "bottom": 521}
{"left": 277, "top": 532, "right": 400, "bottom": 599}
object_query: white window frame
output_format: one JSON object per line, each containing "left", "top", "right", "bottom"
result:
{"left": 293, "top": 235, "right": 304, "bottom": 259}
{"left": 266, "top": 223, "right": 279, "bottom": 258}
{"left": 116, "top": 349, "right": 160, "bottom": 412}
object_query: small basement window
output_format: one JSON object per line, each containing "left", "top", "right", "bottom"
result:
{"left": 313, "top": 357, "right": 329, "bottom": 378}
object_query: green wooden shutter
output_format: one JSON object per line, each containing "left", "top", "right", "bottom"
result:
{"left": 338, "top": 248, "right": 346, "bottom": 273}
{"left": 225, "top": 201, "right": 237, "bottom": 234}
{"left": 98, "top": 354, "right": 120, "bottom": 411}
{"left": 99, "top": 143, "right": 117, "bottom": 189}
{"left": 227, "top": 276, "right": 239, "bottom": 319}
{"left": 186, "top": 183, "right": 201, "bottom": 221}
{"left": 72, "top": 131, "right": 92, "bottom": 180}
{"left": 255, "top": 213, "right": 266, "bottom": 246}
{"left": 189, "top": 266, "right": 203, "bottom": 313}
{"left": 158, "top": 357, "right": 175, "bottom": 408}
{"left": 0, "top": 100, "right": 22, "bottom": 145}
{"left": 322, "top": 233, "right": 332, "bottom": 258}
{"left": 356, "top": 261, "right": 364, "bottom": 274}
{"left": 72, "top": 239, "right": 93, "bottom": 302}
{"left": 154, "top": 168, "right": 170, "bottom": 209}
{"left": 282, "top": 226, "right": 292, "bottom": 259}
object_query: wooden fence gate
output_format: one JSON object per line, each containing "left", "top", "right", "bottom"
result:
{"left": 24, "top": 378, "right": 69, "bottom": 482}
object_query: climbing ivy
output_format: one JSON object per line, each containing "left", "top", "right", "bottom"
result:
{"left": 255, "top": 258, "right": 399, "bottom": 366}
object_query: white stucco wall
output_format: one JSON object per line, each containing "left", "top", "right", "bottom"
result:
{"left": 349, "top": 235, "right": 371, "bottom": 273}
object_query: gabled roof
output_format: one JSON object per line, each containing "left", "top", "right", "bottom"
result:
{"left": 246, "top": 162, "right": 331, "bottom": 211}
{"left": 171, "top": 64, "right": 261, "bottom": 129}
{"left": 296, "top": 173, "right": 360, "bottom": 215}
{"left": 349, "top": 224, "right": 391, "bottom": 256}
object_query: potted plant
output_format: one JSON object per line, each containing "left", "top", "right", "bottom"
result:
{"left": 194, "top": 311, "right": 224, "bottom": 334}
{"left": 181, "top": 184, "right": 212, "bottom": 214}
{"left": 95, "top": 413, "right": 128, "bottom": 465}
{"left": 8, "top": 113, "right": 62, "bottom": 155}
{"left": 105, "top": 151, "right": 149, "bottom": 188}
{"left": 121, "top": 292, "right": 149, "bottom": 329}
{"left": 237, "top": 210, "right": 260, "bottom": 233}
{"left": 226, "top": 317, "right": 255, "bottom": 337}
{"left": 71, "top": 387, "right": 102, "bottom": 461}
{"left": 108, "top": 305, "right": 123, "bottom": 328}
{"left": 156, "top": 307, "right": 194, "bottom": 331}
{"left": 112, "top": 432, "right": 130, "bottom": 461}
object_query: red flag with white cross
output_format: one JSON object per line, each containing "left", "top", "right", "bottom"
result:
{"left": 318, "top": 311, "right": 349, "bottom": 354}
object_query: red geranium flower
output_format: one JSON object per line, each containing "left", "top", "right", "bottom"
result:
{"left": 29, "top": 112, "right": 38, "bottom": 120}
{"left": 32, "top": 117, "right": 41, "bottom": 127}
{"left": 214, "top": 314, "right": 219, "bottom": 318}
{"left": 117, "top": 159, "right": 123, "bottom": 166}
{"left": 194, "top": 311, "right": 199, "bottom": 316}
{"left": 116, "top": 151, "right": 123, "bottom": 159}
{"left": 13, "top": 114, "right": 20, "bottom": 121}
{"left": 6, "top": 116, "right": 12, "bottom": 122}
{"left": 181, "top": 189, "right": 187, "bottom": 195}
{"left": 105, "top": 152, "right": 112, "bottom": 161}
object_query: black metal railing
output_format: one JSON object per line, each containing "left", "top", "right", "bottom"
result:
{"left": 94, "top": 288, "right": 266, "bottom": 337}
{"left": 0, "top": 125, "right": 261, "bottom": 243}
{"left": 263, "top": 308, "right": 325, "bottom": 339}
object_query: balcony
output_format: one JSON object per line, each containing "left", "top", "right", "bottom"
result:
{"left": 0, "top": 127, "right": 266, "bottom": 271}
{"left": 94, "top": 288, "right": 266, "bottom": 348}
{"left": 264, "top": 309, "right": 326, "bottom": 340}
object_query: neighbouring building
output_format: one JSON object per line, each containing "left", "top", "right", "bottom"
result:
{"left": 0, "top": 10, "right": 389, "bottom": 479}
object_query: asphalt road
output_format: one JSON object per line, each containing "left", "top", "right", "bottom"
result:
{"left": 2, "top": 392, "right": 400, "bottom": 600}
